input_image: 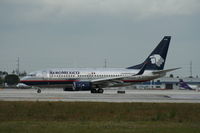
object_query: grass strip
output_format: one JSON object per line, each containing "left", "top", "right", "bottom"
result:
{"left": 0, "top": 101, "right": 200, "bottom": 133}
{"left": 0, "top": 101, "right": 200, "bottom": 122}
{"left": 0, "top": 121, "right": 200, "bottom": 133}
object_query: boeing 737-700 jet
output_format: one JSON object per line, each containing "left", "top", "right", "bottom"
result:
{"left": 20, "top": 36, "right": 179, "bottom": 93}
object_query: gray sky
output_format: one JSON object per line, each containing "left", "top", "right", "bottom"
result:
{"left": 0, "top": 0, "right": 200, "bottom": 77}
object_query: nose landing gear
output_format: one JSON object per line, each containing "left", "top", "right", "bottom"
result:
{"left": 37, "top": 88, "right": 41, "bottom": 93}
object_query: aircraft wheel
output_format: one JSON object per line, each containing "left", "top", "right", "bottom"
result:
{"left": 37, "top": 89, "right": 41, "bottom": 93}
{"left": 98, "top": 88, "right": 104, "bottom": 93}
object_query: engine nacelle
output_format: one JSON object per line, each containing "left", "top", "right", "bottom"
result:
{"left": 73, "top": 81, "right": 92, "bottom": 91}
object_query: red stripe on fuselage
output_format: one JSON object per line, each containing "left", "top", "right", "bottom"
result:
{"left": 20, "top": 80, "right": 80, "bottom": 82}
{"left": 21, "top": 79, "right": 149, "bottom": 83}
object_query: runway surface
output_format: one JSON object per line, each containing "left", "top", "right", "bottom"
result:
{"left": 0, "top": 88, "right": 200, "bottom": 103}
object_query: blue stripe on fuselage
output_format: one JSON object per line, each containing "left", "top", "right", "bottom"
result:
{"left": 20, "top": 80, "right": 79, "bottom": 86}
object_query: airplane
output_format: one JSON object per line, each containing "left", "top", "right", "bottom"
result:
{"left": 16, "top": 83, "right": 31, "bottom": 89}
{"left": 179, "top": 79, "right": 200, "bottom": 90}
{"left": 20, "top": 36, "right": 180, "bottom": 93}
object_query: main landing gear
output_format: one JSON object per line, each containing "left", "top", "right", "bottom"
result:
{"left": 91, "top": 88, "right": 104, "bottom": 94}
{"left": 37, "top": 88, "right": 41, "bottom": 93}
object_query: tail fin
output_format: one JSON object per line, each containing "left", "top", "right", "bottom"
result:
{"left": 127, "top": 36, "right": 171, "bottom": 70}
{"left": 179, "top": 79, "right": 193, "bottom": 90}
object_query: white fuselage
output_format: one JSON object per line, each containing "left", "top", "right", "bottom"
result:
{"left": 20, "top": 68, "right": 163, "bottom": 88}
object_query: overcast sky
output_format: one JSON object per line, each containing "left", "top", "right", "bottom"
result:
{"left": 0, "top": 0, "right": 200, "bottom": 77}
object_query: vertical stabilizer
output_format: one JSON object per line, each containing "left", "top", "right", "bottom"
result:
{"left": 179, "top": 79, "right": 193, "bottom": 90}
{"left": 127, "top": 36, "right": 171, "bottom": 70}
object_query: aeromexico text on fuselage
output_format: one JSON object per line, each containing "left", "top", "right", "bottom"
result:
{"left": 50, "top": 70, "right": 80, "bottom": 75}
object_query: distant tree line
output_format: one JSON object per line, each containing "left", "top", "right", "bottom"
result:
{"left": 0, "top": 71, "right": 8, "bottom": 76}
{"left": 0, "top": 71, "right": 7, "bottom": 86}
{"left": 4, "top": 74, "right": 20, "bottom": 86}
{"left": 12, "top": 70, "right": 27, "bottom": 76}
{"left": 0, "top": 70, "right": 27, "bottom": 87}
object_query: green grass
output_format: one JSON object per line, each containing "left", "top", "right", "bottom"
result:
{"left": 0, "top": 121, "right": 200, "bottom": 133}
{"left": 0, "top": 102, "right": 200, "bottom": 133}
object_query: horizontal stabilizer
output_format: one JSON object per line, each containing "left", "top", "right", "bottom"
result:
{"left": 152, "top": 67, "right": 181, "bottom": 75}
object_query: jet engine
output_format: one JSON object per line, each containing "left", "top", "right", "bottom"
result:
{"left": 72, "top": 81, "right": 92, "bottom": 91}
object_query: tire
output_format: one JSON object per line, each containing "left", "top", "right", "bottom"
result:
{"left": 37, "top": 89, "right": 41, "bottom": 93}
{"left": 98, "top": 88, "right": 104, "bottom": 93}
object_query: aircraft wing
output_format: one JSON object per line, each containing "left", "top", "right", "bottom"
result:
{"left": 152, "top": 67, "right": 181, "bottom": 75}
{"left": 90, "top": 75, "right": 134, "bottom": 87}
{"left": 91, "top": 63, "right": 147, "bottom": 85}
{"left": 91, "top": 75, "right": 129, "bottom": 83}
